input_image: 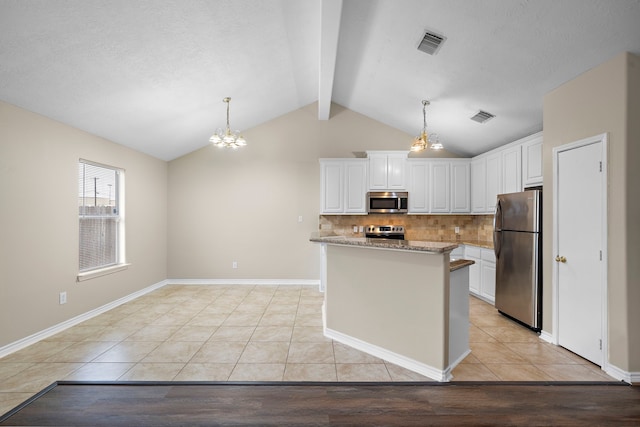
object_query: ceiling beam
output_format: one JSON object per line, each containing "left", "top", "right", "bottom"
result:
{"left": 318, "top": 0, "right": 343, "bottom": 120}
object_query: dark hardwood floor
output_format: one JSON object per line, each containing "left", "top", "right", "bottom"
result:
{"left": 2, "top": 381, "right": 639, "bottom": 426}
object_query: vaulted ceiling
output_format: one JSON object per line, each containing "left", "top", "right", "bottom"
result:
{"left": 2, "top": 0, "right": 639, "bottom": 160}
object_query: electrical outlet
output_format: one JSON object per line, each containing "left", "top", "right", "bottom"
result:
{"left": 298, "top": 215, "right": 303, "bottom": 223}
{"left": 359, "top": 226, "right": 364, "bottom": 232}
{"left": 352, "top": 225, "right": 358, "bottom": 233}
{"left": 232, "top": 261, "right": 238, "bottom": 269}
{"left": 59, "top": 291, "right": 67, "bottom": 305}
{"left": 455, "top": 226, "right": 460, "bottom": 234}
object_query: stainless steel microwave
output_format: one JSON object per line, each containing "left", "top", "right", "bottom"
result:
{"left": 366, "top": 191, "right": 408, "bottom": 214}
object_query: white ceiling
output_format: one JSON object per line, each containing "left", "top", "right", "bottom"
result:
{"left": 1, "top": 0, "right": 639, "bottom": 160}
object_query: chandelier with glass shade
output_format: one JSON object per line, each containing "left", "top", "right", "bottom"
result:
{"left": 209, "top": 97, "right": 247, "bottom": 149}
{"left": 410, "top": 100, "right": 444, "bottom": 152}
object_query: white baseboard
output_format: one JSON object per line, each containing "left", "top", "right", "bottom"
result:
{"left": 0, "top": 280, "right": 168, "bottom": 359}
{"left": 604, "top": 363, "right": 638, "bottom": 385}
{"left": 166, "top": 278, "right": 321, "bottom": 287}
{"left": 539, "top": 330, "right": 555, "bottom": 344}
{"left": 324, "top": 327, "right": 450, "bottom": 382}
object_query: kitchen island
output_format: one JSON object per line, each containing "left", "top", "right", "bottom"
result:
{"left": 310, "top": 235, "right": 473, "bottom": 381}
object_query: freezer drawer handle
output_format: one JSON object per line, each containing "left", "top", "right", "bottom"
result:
{"left": 555, "top": 255, "right": 567, "bottom": 263}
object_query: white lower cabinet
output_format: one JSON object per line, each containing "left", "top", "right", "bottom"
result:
{"left": 464, "top": 245, "right": 496, "bottom": 304}
{"left": 480, "top": 249, "right": 496, "bottom": 302}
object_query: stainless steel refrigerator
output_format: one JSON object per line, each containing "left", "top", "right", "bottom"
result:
{"left": 493, "top": 188, "right": 542, "bottom": 331}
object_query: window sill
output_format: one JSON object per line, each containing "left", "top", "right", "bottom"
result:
{"left": 77, "top": 264, "right": 130, "bottom": 282}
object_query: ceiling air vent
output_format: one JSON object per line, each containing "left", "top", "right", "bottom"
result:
{"left": 417, "top": 30, "right": 446, "bottom": 55}
{"left": 470, "top": 110, "right": 495, "bottom": 124}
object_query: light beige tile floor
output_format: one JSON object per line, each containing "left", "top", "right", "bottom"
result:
{"left": 0, "top": 285, "right": 615, "bottom": 415}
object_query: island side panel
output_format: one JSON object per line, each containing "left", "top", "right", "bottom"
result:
{"left": 325, "top": 244, "right": 449, "bottom": 370}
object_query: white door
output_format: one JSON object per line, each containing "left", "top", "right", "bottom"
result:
{"left": 556, "top": 139, "right": 605, "bottom": 365}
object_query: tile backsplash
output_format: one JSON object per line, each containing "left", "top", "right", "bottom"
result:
{"left": 319, "top": 214, "right": 494, "bottom": 244}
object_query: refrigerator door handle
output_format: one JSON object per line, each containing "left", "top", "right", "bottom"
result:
{"left": 493, "top": 200, "right": 502, "bottom": 258}
{"left": 493, "top": 199, "right": 502, "bottom": 231}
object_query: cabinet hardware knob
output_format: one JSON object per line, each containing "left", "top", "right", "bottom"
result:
{"left": 555, "top": 256, "right": 567, "bottom": 263}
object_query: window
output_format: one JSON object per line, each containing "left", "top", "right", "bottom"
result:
{"left": 78, "top": 160, "right": 124, "bottom": 274}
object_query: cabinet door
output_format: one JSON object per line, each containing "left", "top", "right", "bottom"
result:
{"left": 502, "top": 146, "right": 522, "bottom": 194}
{"left": 451, "top": 161, "right": 470, "bottom": 213}
{"left": 344, "top": 161, "right": 367, "bottom": 213}
{"left": 468, "top": 260, "right": 481, "bottom": 295}
{"left": 481, "top": 261, "right": 496, "bottom": 303}
{"left": 407, "top": 160, "right": 429, "bottom": 213}
{"left": 471, "top": 158, "right": 487, "bottom": 213}
{"left": 522, "top": 136, "right": 543, "bottom": 186}
{"left": 320, "top": 161, "right": 344, "bottom": 213}
{"left": 465, "top": 246, "right": 482, "bottom": 296}
{"left": 368, "top": 155, "right": 388, "bottom": 190}
{"left": 485, "top": 153, "right": 501, "bottom": 212}
{"left": 430, "top": 162, "right": 450, "bottom": 213}
{"left": 387, "top": 154, "right": 407, "bottom": 190}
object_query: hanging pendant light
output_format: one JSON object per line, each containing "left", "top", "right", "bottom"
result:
{"left": 209, "top": 97, "right": 247, "bottom": 149}
{"left": 410, "top": 99, "right": 444, "bottom": 152}
{"left": 429, "top": 133, "right": 444, "bottom": 151}
{"left": 410, "top": 100, "right": 430, "bottom": 152}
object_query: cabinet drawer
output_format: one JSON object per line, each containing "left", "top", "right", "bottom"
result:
{"left": 465, "top": 246, "right": 481, "bottom": 258}
{"left": 481, "top": 248, "right": 496, "bottom": 263}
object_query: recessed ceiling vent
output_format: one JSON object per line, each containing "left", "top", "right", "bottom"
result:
{"left": 417, "top": 30, "right": 446, "bottom": 55}
{"left": 470, "top": 110, "right": 495, "bottom": 124}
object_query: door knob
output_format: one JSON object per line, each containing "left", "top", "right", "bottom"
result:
{"left": 555, "top": 255, "right": 567, "bottom": 263}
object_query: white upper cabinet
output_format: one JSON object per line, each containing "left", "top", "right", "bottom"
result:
{"left": 430, "top": 161, "right": 451, "bottom": 213}
{"left": 320, "top": 159, "right": 367, "bottom": 214}
{"left": 501, "top": 145, "right": 522, "bottom": 194}
{"left": 407, "top": 160, "right": 430, "bottom": 213}
{"left": 320, "top": 160, "right": 344, "bottom": 213}
{"left": 471, "top": 158, "right": 487, "bottom": 213}
{"left": 366, "top": 151, "right": 408, "bottom": 190}
{"left": 408, "top": 159, "right": 470, "bottom": 214}
{"left": 471, "top": 132, "right": 542, "bottom": 214}
{"left": 344, "top": 161, "right": 368, "bottom": 213}
{"left": 450, "top": 160, "right": 471, "bottom": 213}
{"left": 522, "top": 133, "right": 543, "bottom": 186}
{"left": 485, "top": 153, "right": 502, "bottom": 211}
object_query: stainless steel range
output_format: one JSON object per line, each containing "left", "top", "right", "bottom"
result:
{"left": 365, "top": 225, "right": 405, "bottom": 240}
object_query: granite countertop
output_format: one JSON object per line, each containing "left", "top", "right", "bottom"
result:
{"left": 311, "top": 232, "right": 493, "bottom": 251}
{"left": 450, "top": 259, "right": 475, "bottom": 272}
{"left": 309, "top": 235, "right": 458, "bottom": 254}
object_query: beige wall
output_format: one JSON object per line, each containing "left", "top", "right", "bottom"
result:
{"left": 626, "top": 54, "right": 640, "bottom": 371}
{"left": 0, "top": 101, "right": 167, "bottom": 348}
{"left": 167, "top": 103, "right": 458, "bottom": 280}
{"left": 543, "top": 52, "right": 639, "bottom": 371}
